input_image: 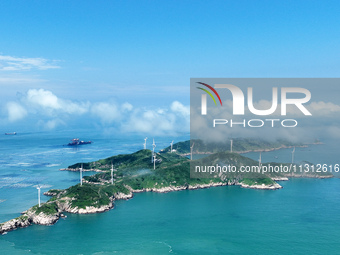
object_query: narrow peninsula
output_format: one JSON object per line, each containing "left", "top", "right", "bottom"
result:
{"left": 0, "top": 139, "right": 331, "bottom": 235}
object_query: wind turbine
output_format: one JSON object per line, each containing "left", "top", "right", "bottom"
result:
{"left": 258, "top": 152, "right": 262, "bottom": 172}
{"left": 291, "top": 147, "right": 295, "bottom": 164}
{"left": 144, "top": 137, "right": 148, "bottom": 149}
{"left": 190, "top": 142, "right": 195, "bottom": 160}
{"left": 152, "top": 139, "right": 156, "bottom": 153}
{"left": 80, "top": 163, "right": 83, "bottom": 186}
{"left": 230, "top": 139, "right": 233, "bottom": 152}
{"left": 111, "top": 162, "right": 114, "bottom": 184}
{"left": 153, "top": 153, "right": 156, "bottom": 170}
{"left": 170, "top": 140, "right": 174, "bottom": 153}
{"left": 34, "top": 184, "right": 51, "bottom": 207}
{"left": 151, "top": 139, "right": 156, "bottom": 163}
{"left": 37, "top": 185, "right": 41, "bottom": 207}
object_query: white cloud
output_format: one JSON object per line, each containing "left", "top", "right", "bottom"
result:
{"left": 24, "top": 89, "right": 90, "bottom": 115}
{"left": 121, "top": 102, "right": 190, "bottom": 135}
{"left": 27, "top": 89, "right": 61, "bottom": 109}
{"left": 191, "top": 97, "right": 340, "bottom": 143}
{"left": 308, "top": 101, "right": 340, "bottom": 115}
{"left": 122, "top": 108, "right": 174, "bottom": 135}
{"left": 6, "top": 102, "right": 27, "bottom": 122}
{"left": 91, "top": 102, "right": 120, "bottom": 124}
{"left": 170, "top": 101, "right": 189, "bottom": 117}
{"left": 0, "top": 55, "right": 60, "bottom": 71}
{"left": 37, "top": 119, "right": 65, "bottom": 130}
{"left": 4, "top": 88, "right": 190, "bottom": 135}
{"left": 122, "top": 102, "right": 133, "bottom": 111}
{"left": 45, "top": 119, "right": 65, "bottom": 129}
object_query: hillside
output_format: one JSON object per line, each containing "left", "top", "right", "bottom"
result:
{"left": 0, "top": 139, "right": 331, "bottom": 235}
{"left": 163, "top": 138, "right": 305, "bottom": 154}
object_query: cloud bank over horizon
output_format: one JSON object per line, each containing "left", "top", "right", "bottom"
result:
{"left": 4, "top": 85, "right": 340, "bottom": 140}
{"left": 4, "top": 88, "right": 190, "bottom": 136}
{"left": 190, "top": 98, "right": 340, "bottom": 143}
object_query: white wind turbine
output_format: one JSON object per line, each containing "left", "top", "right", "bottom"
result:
{"left": 37, "top": 185, "right": 41, "bottom": 207}
{"left": 151, "top": 139, "right": 156, "bottom": 163}
{"left": 230, "top": 139, "right": 233, "bottom": 153}
{"left": 152, "top": 139, "right": 156, "bottom": 153}
{"left": 190, "top": 142, "right": 195, "bottom": 160}
{"left": 258, "top": 152, "right": 262, "bottom": 172}
{"left": 170, "top": 140, "right": 174, "bottom": 153}
{"left": 291, "top": 147, "right": 295, "bottom": 164}
{"left": 144, "top": 137, "right": 148, "bottom": 150}
{"left": 153, "top": 153, "right": 156, "bottom": 170}
{"left": 80, "top": 163, "right": 83, "bottom": 186}
{"left": 111, "top": 162, "right": 114, "bottom": 184}
{"left": 34, "top": 184, "right": 51, "bottom": 207}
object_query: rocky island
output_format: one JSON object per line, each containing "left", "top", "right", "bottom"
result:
{"left": 0, "top": 139, "right": 332, "bottom": 235}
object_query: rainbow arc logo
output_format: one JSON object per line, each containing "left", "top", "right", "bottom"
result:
{"left": 196, "top": 82, "right": 222, "bottom": 106}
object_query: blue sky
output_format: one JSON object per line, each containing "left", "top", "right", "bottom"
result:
{"left": 1, "top": 0, "right": 340, "bottom": 134}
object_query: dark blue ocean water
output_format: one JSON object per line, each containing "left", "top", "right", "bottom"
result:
{"left": 0, "top": 130, "right": 339, "bottom": 254}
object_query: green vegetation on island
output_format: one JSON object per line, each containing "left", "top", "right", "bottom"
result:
{"left": 47, "top": 140, "right": 332, "bottom": 211}
{"left": 34, "top": 202, "right": 59, "bottom": 215}
{"left": 0, "top": 138, "right": 332, "bottom": 235}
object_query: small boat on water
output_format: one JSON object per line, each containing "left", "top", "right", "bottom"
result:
{"left": 5, "top": 132, "right": 16, "bottom": 135}
{"left": 68, "top": 138, "right": 92, "bottom": 146}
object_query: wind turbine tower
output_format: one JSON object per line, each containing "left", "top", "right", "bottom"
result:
{"left": 152, "top": 139, "right": 156, "bottom": 153}
{"left": 37, "top": 186, "right": 41, "bottom": 207}
{"left": 80, "top": 163, "right": 83, "bottom": 186}
{"left": 190, "top": 142, "right": 195, "bottom": 160}
{"left": 170, "top": 140, "right": 174, "bottom": 153}
{"left": 111, "top": 163, "right": 114, "bottom": 184}
{"left": 259, "top": 152, "right": 262, "bottom": 172}
{"left": 153, "top": 153, "right": 156, "bottom": 170}
{"left": 292, "top": 147, "right": 295, "bottom": 164}
{"left": 151, "top": 139, "right": 156, "bottom": 162}
{"left": 230, "top": 139, "right": 233, "bottom": 152}
{"left": 144, "top": 137, "right": 147, "bottom": 149}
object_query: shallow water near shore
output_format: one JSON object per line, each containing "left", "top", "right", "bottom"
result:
{"left": 1, "top": 179, "right": 340, "bottom": 254}
{"left": 0, "top": 130, "right": 340, "bottom": 254}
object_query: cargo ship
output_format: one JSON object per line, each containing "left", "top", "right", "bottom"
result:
{"left": 67, "top": 138, "right": 92, "bottom": 146}
{"left": 5, "top": 132, "right": 16, "bottom": 135}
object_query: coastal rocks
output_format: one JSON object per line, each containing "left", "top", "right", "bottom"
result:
{"left": 60, "top": 168, "right": 105, "bottom": 173}
{"left": 114, "top": 192, "right": 133, "bottom": 200}
{"left": 25, "top": 207, "right": 60, "bottom": 226}
{"left": 65, "top": 203, "right": 113, "bottom": 214}
{"left": 0, "top": 209, "right": 60, "bottom": 235}
{"left": 125, "top": 185, "right": 188, "bottom": 193}
{"left": 125, "top": 182, "right": 229, "bottom": 194}
{"left": 0, "top": 216, "right": 31, "bottom": 235}
{"left": 30, "top": 212, "right": 59, "bottom": 225}
{"left": 124, "top": 185, "right": 149, "bottom": 193}
{"left": 152, "top": 186, "right": 187, "bottom": 193}
{"left": 57, "top": 198, "right": 114, "bottom": 214}
{"left": 271, "top": 177, "right": 289, "bottom": 181}
{"left": 316, "top": 175, "right": 333, "bottom": 179}
{"left": 288, "top": 172, "right": 333, "bottom": 179}
{"left": 239, "top": 182, "right": 282, "bottom": 190}
{"left": 188, "top": 182, "right": 228, "bottom": 190}
{"left": 56, "top": 199, "right": 72, "bottom": 212}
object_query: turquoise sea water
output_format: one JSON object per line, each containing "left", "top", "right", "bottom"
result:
{"left": 0, "top": 130, "right": 340, "bottom": 254}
